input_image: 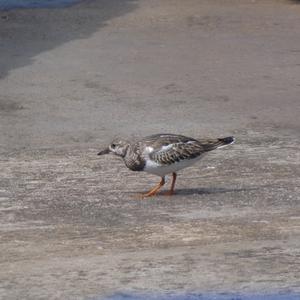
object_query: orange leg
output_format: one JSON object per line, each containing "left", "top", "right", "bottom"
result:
{"left": 141, "top": 177, "right": 165, "bottom": 197}
{"left": 164, "top": 172, "right": 177, "bottom": 196}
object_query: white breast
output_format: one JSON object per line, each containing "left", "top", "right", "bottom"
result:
{"left": 144, "top": 156, "right": 203, "bottom": 176}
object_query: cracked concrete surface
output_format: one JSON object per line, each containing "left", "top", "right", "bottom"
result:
{"left": 0, "top": 0, "right": 300, "bottom": 299}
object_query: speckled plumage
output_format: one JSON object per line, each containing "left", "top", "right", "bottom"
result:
{"left": 98, "top": 133, "right": 235, "bottom": 197}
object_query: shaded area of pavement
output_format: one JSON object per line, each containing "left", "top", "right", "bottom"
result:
{"left": 0, "top": 0, "right": 137, "bottom": 78}
{"left": 0, "top": 0, "right": 300, "bottom": 299}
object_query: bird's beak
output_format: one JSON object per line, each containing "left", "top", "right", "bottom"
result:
{"left": 97, "top": 148, "right": 110, "bottom": 155}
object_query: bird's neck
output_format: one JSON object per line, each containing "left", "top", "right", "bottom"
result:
{"left": 123, "top": 144, "right": 145, "bottom": 171}
{"left": 123, "top": 144, "right": 131, "bottom": 157}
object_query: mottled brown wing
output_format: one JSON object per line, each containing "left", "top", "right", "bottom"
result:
{"left": 149, "top": 141, "right": 206, "bottom": 165}
{"left": 140, "top": 134, "right": 234, "bottom": 165}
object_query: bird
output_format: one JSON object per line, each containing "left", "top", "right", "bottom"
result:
{"left": 98, "top": 133, "right": 235, "bottom": 197}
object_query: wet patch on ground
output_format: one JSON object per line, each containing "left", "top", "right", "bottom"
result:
{"left": 0, "top": 0, "right": 81, "bottom": 10}
{"left": 102, "top": 294, "right": 300, "bottom": 300}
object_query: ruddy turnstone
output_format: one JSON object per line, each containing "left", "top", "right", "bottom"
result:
{"left": 98, "top": 133, "right": 235, "bottom": 197}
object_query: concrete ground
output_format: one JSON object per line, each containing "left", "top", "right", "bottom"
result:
{"left": 0, "top": 0, "right": 300, "bottom": 299}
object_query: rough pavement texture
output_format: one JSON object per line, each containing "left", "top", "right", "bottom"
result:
{"left": 0, "top": 0, "right": 300, "bottom": 299}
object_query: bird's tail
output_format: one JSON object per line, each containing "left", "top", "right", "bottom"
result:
{"left": 216, "top": 136, "right": 235, "bottom": 148}
{"left": 199, "top": 136, "right": 235, "bottom": 152}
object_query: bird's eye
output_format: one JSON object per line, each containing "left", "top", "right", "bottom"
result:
{"left": 111, "top": 143, "right": 116, "bottom": 149}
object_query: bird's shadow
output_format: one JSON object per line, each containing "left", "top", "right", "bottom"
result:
{"left": 126, "top": 185, "right": 268, "bottom": 197}
{"left": 173, "top": 186, "right": 258, "bottom": 196}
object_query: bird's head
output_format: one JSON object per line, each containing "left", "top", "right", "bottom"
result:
{"left": 98, "top": 139, "right": 130, "bottom": 158}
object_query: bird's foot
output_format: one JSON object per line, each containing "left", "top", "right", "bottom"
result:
{"left": 134, "top": 192, "right": 157, "bottom": 200}
{"left": 137, "top": 190, "right": 158, "bottom": 198}
{"left": 162, "top": 190, "right": 175, "bottom": 196}
{"left": 136, "top": 177, "right": 165, "bottom": 199}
